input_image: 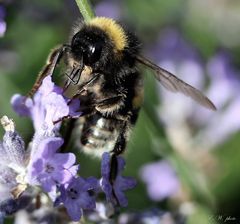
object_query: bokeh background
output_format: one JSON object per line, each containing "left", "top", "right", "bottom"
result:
{"left": 0, "top": 0, "right": 240, "bottom": 223}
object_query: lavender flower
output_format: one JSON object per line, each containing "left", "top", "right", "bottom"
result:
{"left": 0, "top": 6, "right": 6, "bottom": 37}
{"left": 0, "top": 164, "right": 17, "bottom": 191}
{"left": 27, "top": 137, "right": 79, "bottom": 193}
{"left": 56, "top": 177, "right": 98, "bottom": 221}
{"left": 0, "top": 116, "right": 27, "bottom": 199}
{"left": 11, "top": 76, "right": 80, "bottom": 132}
{"left": 0, "top": 117, "right": 33, "bottom": 221}
{"left": 0, "top": 196, "right": 32, "bottom": 217}
{"left": 140, "top": 160, "right": 180, "bottom": 201}
{"left": 2, "top": 128, "right": 26, "bottom": 170}
{"left": 100, "top": 153, "right": 136, "bottom": 207}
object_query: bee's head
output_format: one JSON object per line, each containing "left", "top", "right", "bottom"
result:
{"left": 70, "top": 26, "right": 114, "bottom": 69}
{"left": 70, "top": 18, "right": 129, "bottom": 71}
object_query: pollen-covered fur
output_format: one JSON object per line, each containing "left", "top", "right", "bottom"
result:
{"left": 88, "top": 17, "right": 127, "bottom": 52}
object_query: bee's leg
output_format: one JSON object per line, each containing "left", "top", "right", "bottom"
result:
{"left": 60, "top": 118, "right": 77, "bottom": 152}
{"left": 109, "top": 154, "right": 121, "bottom": 206}
{"left": 110, "top": 154, "right": 118, "bottom": 182}
{"left": 70, "top": 91, "right": 124, "bottom": 118}
{"left": 27, "top": 45, "right": 68, "bottom": 98}
{"left": 70, "top": 95, "right": 123, "bottom": 119}
{"left": 111, "top": 109, "right": 139, "bottom": 155}
{"left": 95, "top": 95, "right": 123, "bottom": 109}
{"left": 112, "top": 122, "right": 128, "bottom": 155}
{"left": 69, "top": 73, "right": 101, "bottom": 100}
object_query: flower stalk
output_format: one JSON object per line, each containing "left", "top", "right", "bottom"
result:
{"left": 75, "top": 0, "right": 95, "bottom": 22}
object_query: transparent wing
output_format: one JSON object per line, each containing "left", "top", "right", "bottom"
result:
{"left": 136, "top": 55, "right": 216, "bottom": 111}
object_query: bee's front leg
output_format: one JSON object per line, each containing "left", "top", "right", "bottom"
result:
{"left": 77, "top": 94, "right": 125, "bottom": 116}
{"left": 95, "top": 95, "right": 124, "bottom": 113}
{"left": 27, "top": 45, "right": 68, "bottom": 98}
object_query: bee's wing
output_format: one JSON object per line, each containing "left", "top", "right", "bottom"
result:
{"left": 136, "top": 55, "right": 216, "bottom": 111}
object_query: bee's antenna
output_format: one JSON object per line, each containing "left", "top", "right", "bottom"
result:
{"left": 64, "top": 57, "right": 84, "bottom": 91}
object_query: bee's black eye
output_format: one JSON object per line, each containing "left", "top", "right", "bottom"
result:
{"left": 84, "top": 41, "right": 102, "bottom": 65}
{"left": 71, "top": 32, "right": 103, "bottom": 65}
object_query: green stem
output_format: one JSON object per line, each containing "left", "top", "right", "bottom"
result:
{"left": 75, "top": 0, "right": 95, "bottom": 22}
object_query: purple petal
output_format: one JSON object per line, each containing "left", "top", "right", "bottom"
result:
{"left": 140, "top": 160, "right": 180, "bottom": 201}
{"left": 117, "top": 177, "right": 137, "bottom": 191}
{"left": 44, "top": 92, "right": 69, "bottom": 124}
{"left": 85, "top": 177, "right": 101, "bottom": 193}
{"left": 101, "top": 152, "right": 111, "bottom": 178}
{"left": 100, "top": 177, "right": 113, "bottom": 202}
{"left": 0, "top": 21, "right": 6, "bottom": 37}
{"left": 38, "top": 76, "right": 55, "bottom": 95}
{"left": 65, "top": 201, "right": 82, "bottom": 221}
{"left": 68, "top": 177, "right": 85, "bottom": 190}
{"left": 114, "top": 188, "right": 128, "bottom": 207}
{"left": 38, "top": 173, "right": 56, "bottom": 192}
{"left": 68, "top": 99, "right": 81, "bottom": 117}
{"left": 31, "top": 159, "right": 44, "bottom": 174}
{"left": 51, "top": 169, "right": 73, "bottom": 184}
{"left": 68, "top": 188, "right": 96, "bottom": 210}
{"left": 67, "top": 165, "right": 79, "bottom": 177}
{"left": 117, "top": 156, "right": 126, "bottom": 172}
{"left": 30, "top": 101, "right": 46, "bottom": 131}
{"left": 27, "top": 158, "right": 43, "bottom": 185}
{"left": 78, "top": 193, "right": 96, "bottom": 210}
{"left": 52, "top": 153, "right": 76, "bottom": 169}
{"left": 100, "top": 153, "right": 136, "bottom": 207}
{"left": 61, "top": 177, "right": 97, "bottom": 221}
{"left": 37, "top": 137, "right": 63, "bottom": 159}
{"left": 54, "top": 185, "right": 66, "bottom": 206}
{"left": 11, "top": 94, "right": 32, "bottom": 117}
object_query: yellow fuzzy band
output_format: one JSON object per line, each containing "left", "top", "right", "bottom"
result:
{"left": 88, "top": 17, "right": 127, "bottom": 51}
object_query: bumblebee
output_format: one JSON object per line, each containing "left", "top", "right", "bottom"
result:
{"left": 29, "top": 17, "right": 216, "bottom": 157}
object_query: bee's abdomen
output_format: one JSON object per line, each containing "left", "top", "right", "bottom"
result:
{"left": 79, "top": 114, "right": 119, "bottom": 157}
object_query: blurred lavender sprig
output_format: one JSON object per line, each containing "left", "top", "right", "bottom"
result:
{"left": 195, "top": 52, "right": 240, "bottom": 148}
{"left": 0, "top": 5, "right": 6, "bottom": 37}
{"left": 149, "top": 28, "right": 240, "bottom": 152}
{"left": 140, "top": 160, "right": 180, "bottom": 201}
